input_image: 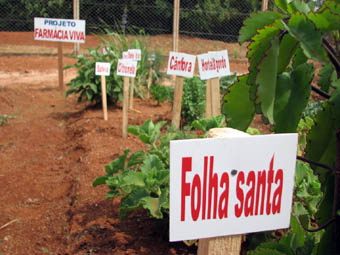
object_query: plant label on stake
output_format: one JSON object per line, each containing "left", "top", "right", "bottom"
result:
{"left": 197, "top": 50, "right": 230, "bottom": 117}
{"left": 167, "top": 52, "right": 196, "bottom": 128}
{"left": 170, "top": 133, "right": 298, "bottom": 242}
{"left": 117, "top": 59, "right": 138, "bottom": 138}
{"left": 95, "top": 62, "right": 111, "bottom": 121}
{"left": 34, "top": 17, "right": 86, "bottom": 91}
{"left": 123, "top": 49, "right": 141, "bottom": 110}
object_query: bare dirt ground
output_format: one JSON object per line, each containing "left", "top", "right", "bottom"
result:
{"left": 0, "top": 32, "right": 250, "bottom": 255}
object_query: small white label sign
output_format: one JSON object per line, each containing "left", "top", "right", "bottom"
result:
{"left": 122, "top": 49, "right": 142, "bottom": 61}
{"left": 117, "top": 59, "right": 138, "bottom": 77}
{"left": 95, "top": 62, "right": 111, "bottom": 76}
{"left": 170, "top": 133, "right": 298, "bottom": 242}
{"left": 34, "top": 17, "right": 86, "bottom": 43}
{"left": 197, "top": 50, "right": 230, "bottom": 80}
{"left": 167, "top": 52, "right": 196, "bottom": 78}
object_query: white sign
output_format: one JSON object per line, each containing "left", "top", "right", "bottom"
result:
{"left": 122, "top": 49, "right": 142, "bottom": 61}
{"left": 95, "top": 62, "right": 111, "bottom": 76}
{"left": 34, "top": 17, "right": 86, "bottom": 43}
{"left": 167, "top": 52, "right": 196, "bottom": 78}
{"left": 117, "top": 59, "right": 138, "bottom": 77}
{"left": 197, "top": 50, "right": 230, "bottom": 80}
{"left": 169, "top": 134, "right": 298, "bottom": 242}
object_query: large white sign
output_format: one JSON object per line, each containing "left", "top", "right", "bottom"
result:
{"left": 34, "top": 17, "right": 86, "bottom": 43}
{"left": 117, "top": 59, "right": 138, "bottom": 77}
{"left": 167, "top": 52, "right": 196, "bottom": 78}
{"left": 95, "top": 62, "right": 111, "bottom": 76}
{"left": 197, "top": 50, "right": 230, "bottom": 80}
{"left": 169, "top": 134, "right": 298, "bottom": 242}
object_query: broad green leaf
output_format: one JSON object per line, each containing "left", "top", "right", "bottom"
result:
{"left": 127, "top": 125, "right": 140, "bottom": 136}
{"left": 121, "top": 171, "right": 146, "bottom": 189}
{"left": 277, "top": 33, "right": 298, "bottom": 73}
{"left": 274, "top": 0, "right": 289, "bottom": 13}
{"left": 127, "top": 150, "right": 146, "bottom": 168}
{"left": 292, "top": 47, "right": 308, "bottom": 69}
{"left": 317, "top": 63, "right": 336, "bottom": 93}
{"left": 239, "top": 11, "right": 283, "bottom": 44}
{"left": 290, "top": 216, "right": 305, "bottom": 247}
{"left": 287, "top": 0, "right": 311, "bottom": 15}
{"left": 256, "top": 242, "right": 294, "bottom": 255}
{"left": 141, "top": 188, "right": 168, "bottom": 219}
{"left": 247, "top": 26, "right": 281, "bottom": 87}
{"left": 255, "top": 37, "right": 280, "bottom": 124}
{"left": 105, "top": 149, "right": 130, "bottom": 175}
{"left": 248, "top": 247, "right": 286, "bottom": 255}
{"left": 89, "top": 83, "right": 98, "bottom": 93}
{"left": 308, "top": 1, "right": 340, "bottom": 32}
{"left": 141, "top": 154, "right": 165, "bottom": 173}
{"left": 284, "top": 13, "right": 328, "bottom": 63}
{"left": 92, "top": 176, "right": 107, "bottom": 187}
{"left": 273, "top": 63, "right": 313, "bottom": 133}
{"left": 222, "top": 75, "right": 255, "bottom": 131}
{"left": 317, "top": 223, "right": 334, "bottom": 255}
{"left": 119, "top": 188, "right": 149, "bottom": 218}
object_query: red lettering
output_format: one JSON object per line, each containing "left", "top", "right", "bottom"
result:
{"left": 245, "top": 171, "right": 255, "bottom": 217}
{"left": 202, "top": 156, "right": 208, "bottom": 220}
{"left": 208, "top": 156, "right": 218, "bottom": 219}
{"left": 235, "top": 171, "right": 244, "bottom": 218}
{"left": 272, "top": 169, "right": 283, "bottom": 214}
{"left": 266, "top": 156, "right": 275, "bottom": 215}
{"left": 181, "top": 157, "right": 192, "bottom": 221}
{"left": 218, "top": 172, "right": 229, "bottom": 219}
{"left": 191, "top": 174, "right": 201, "bottom": 221}
{"left": 255, "top": 170, "right": 266, "bottom": 215}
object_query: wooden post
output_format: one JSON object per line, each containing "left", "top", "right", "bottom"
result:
{"left": 129, "top": 77, "right": 135, "bottom": 110}
{"left": 171, "top": 76, "right": 184, "bottom": 128}
{"left": 172, "top": 0, "right": 180, "bottom": 86}
{"left": 73, "top": 0, "right": 80, "bottom": 54}
{"left": 197, "top": 128, "right": 248, "bottom": 255}
{"left": 101, "top": 75, "right": 108, "bottom": 121}
{"left": 205, "top": 79, "right": 212, "bottom": 118}
{"left": 58, "top": 42, "right": 64, "bottom": 91}
{"left": 262, "top": 0, "right": 268, "bottom": 11}
{"left": 122, "top": 77, "right": 129, "bottom": 138}
{"left": 210, "top": 77, "right": 221, "bottom": 117}
{"left": 147, "top": 67, "right": 152, "bottom": 99}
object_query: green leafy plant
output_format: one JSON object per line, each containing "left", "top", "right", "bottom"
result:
{"left": 93, "top": 119, "right": 195, "bottom": 219}
{"left": 149, "top": 84, "right": 172, "bottom": 105}
{"left": 181, "top": 76, "right": 206, "bottom": 126}
{"left": 64, "top": 47, "right": 122, "bottom": 105}
{"left": 191, "top": 115, "right": 225, "bottom": 134}
{"left": 223, "top": 0, "right": 340, "bottom": 253}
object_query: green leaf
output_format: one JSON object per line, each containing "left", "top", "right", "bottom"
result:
{"left": 127, "top": 150, "right": 146, "bottom": 168}
{"left": 273, "top": 63, "right": 313, "bottom": 133}
{"left": 292, "top": 47, "right": 308, "bottom": 69}
{"left": 222, "top": 74, "right": 255, "bottom": 131}
{"left": 290, "top": 216, "right": 305, "bottom": 247}
{"left": 239, "top": 11, "right": 283, "bottom": 44}
{"left": 317, "top": 63, "right": 336, "bottom": 93}
{"left": 92, "top": 176, "right": 107, "bottom": 187}
{"left": 141, "top": 188, "right": 168, "bottom": 218}
{"left": 255, "top": 37, "right": 280, "bottom": 124}
{"left": 248, "top": 247, "right": 286, "bottom": 255}
{"left": 277, "top": 33, "right": 298, "bottom": 73}
{"left": 308, "top": 1, "right": 340, "bottom": 32}
{"left": 284, "top": 13, "right": 328, "bottom": 62}
{"left": 89, "top": 83, "right": 98, "bottom": 93}
{"left": 317, "top": 223, "right": 334, "bottom": 255}
{"left": 274, "top": 0, "right": 289, "bottom": 13}
{"left": 288, "top": 0, "right": 311, "bottom": 15}
{"left": 105, "top": 149, "right": 130, "bottom": 175}
{"left": 119, "top": 188, "right": 149, "bottom": 218}
{"left": 141, "top": 154, "right": 165, "bottom": 173}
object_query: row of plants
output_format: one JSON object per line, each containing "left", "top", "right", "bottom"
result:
{"left": 91, "top": 0, "right": 340, "bottom": 254}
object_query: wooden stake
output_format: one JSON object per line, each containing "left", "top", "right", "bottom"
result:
{"left": 262, "top": 0, "right": 268, "bottom": 11}
{"left": 197, "top": 127, "right": 248, "bottom": 255}
{"left": 129, "top": 77, "right": 135, "bottom": 110}
{"left": 122, "top": 77, "right": 129, "bottom": 138}
{"left": 147, "top": 67, "right": 152, "bottom": 99}
{"left": 171, "top": 76, "right": 184, "bottom": 128}
{"left": 101, "top": 75, "right": 108, "bottom": 121}
{"left": 210, "top": 77, "right": 221, "bottom": 117}
{"left": 205, "top": 79, "right": 212, "bottom": 118}
{"left": 172, "top": 0, "right": 180, "bottom": 87}
{"left": 73, "top": 0, "right": 80, "bottom": 54}
{"left": 58, "top": 42, "right": 64, "bottom": 91}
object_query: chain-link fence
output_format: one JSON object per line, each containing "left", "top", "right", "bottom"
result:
{"left": 0, "top": 0, "right": 273, "bottom": 50}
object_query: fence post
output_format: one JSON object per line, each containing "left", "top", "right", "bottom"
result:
{"left": 73, "top": 0, "right": 80, "bottom": 54}
{"left": 262, "top": 0, "right": 268, "bottom": 11}
{"left": 197, "top": 128, "right": 247, "bottom": 255}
